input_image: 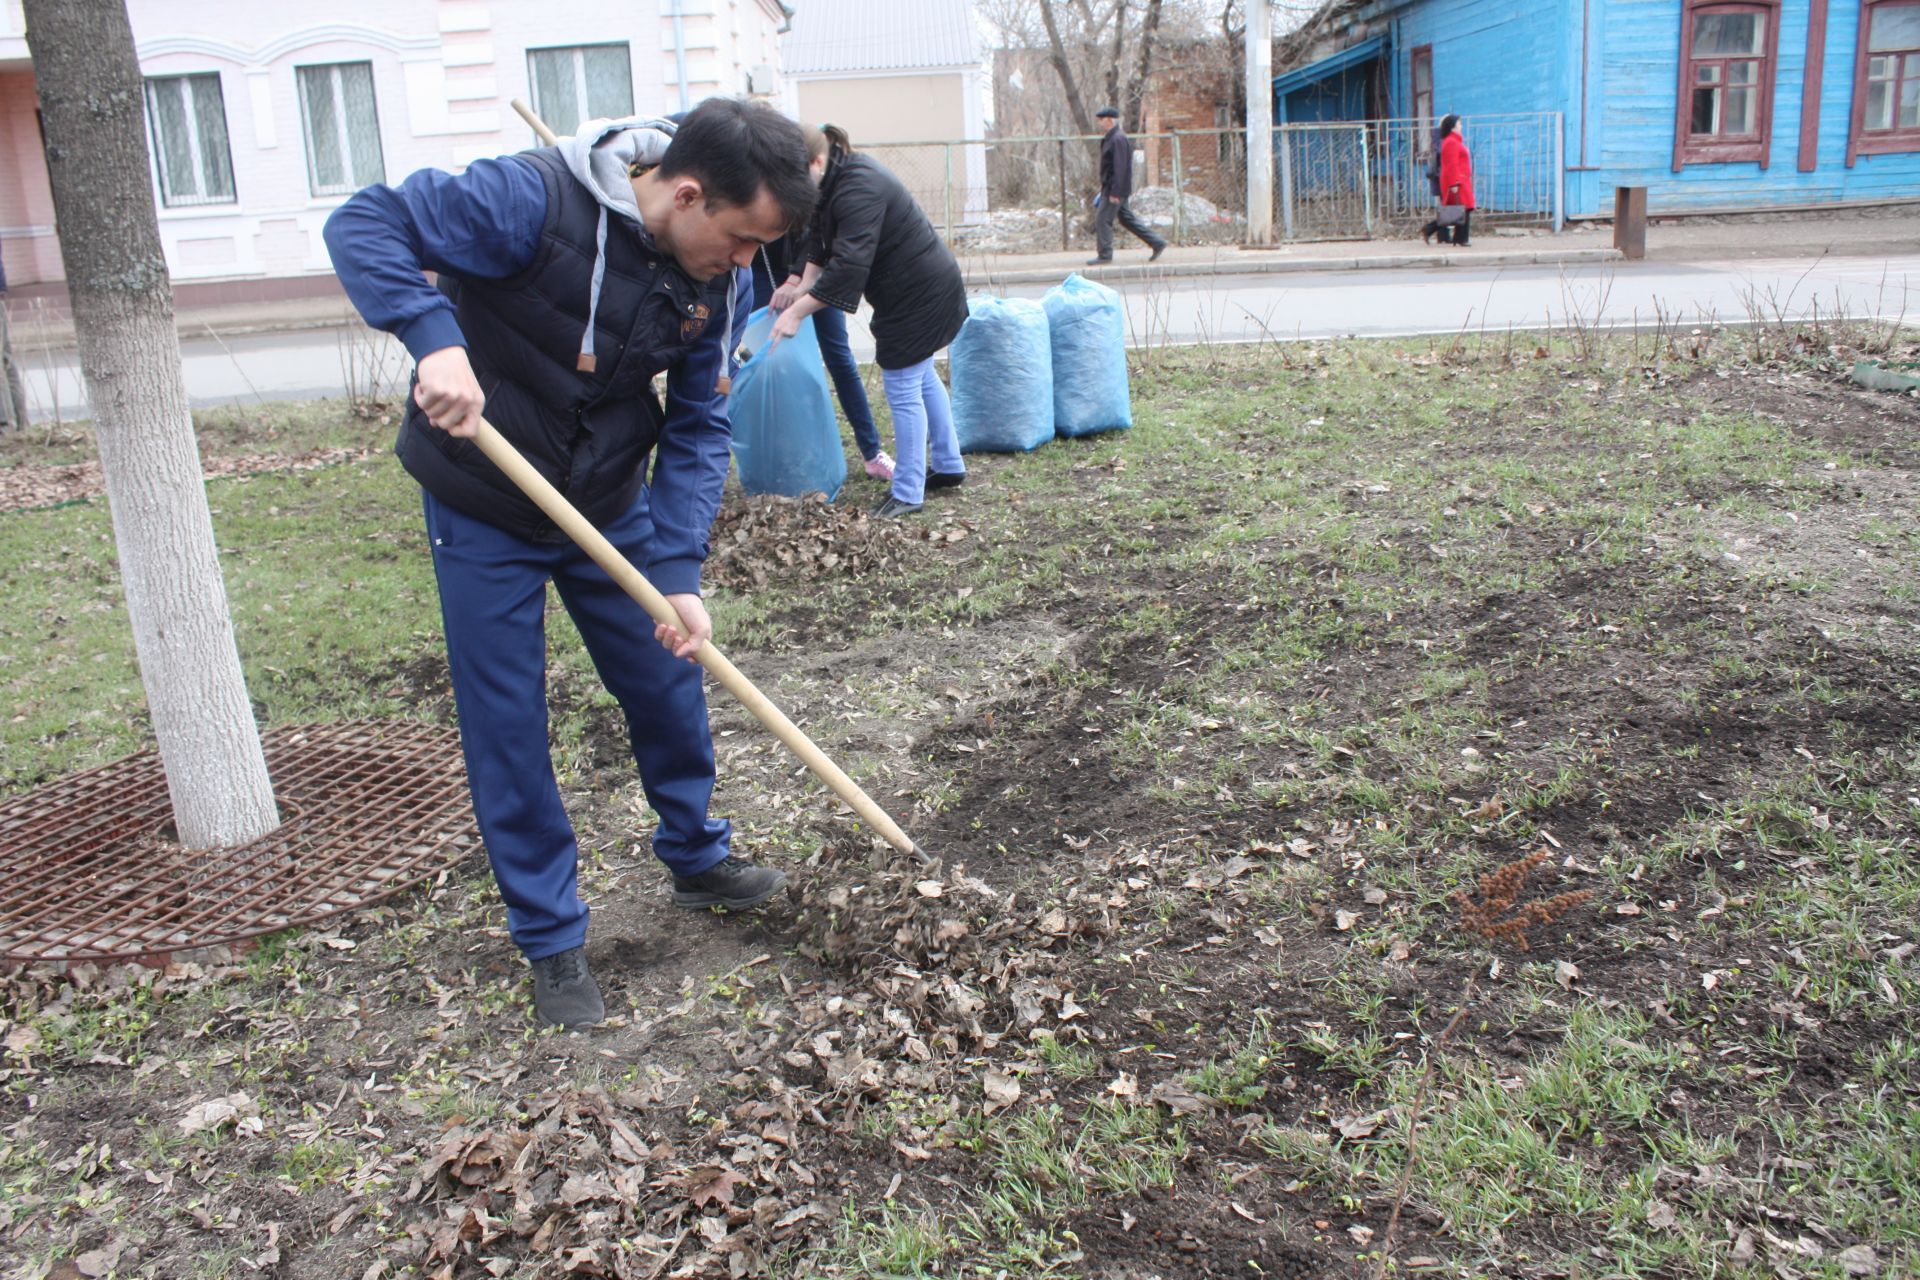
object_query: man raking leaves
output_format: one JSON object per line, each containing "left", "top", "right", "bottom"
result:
{"left": 323, "top": 100, "right": 817, "bottom": 1029}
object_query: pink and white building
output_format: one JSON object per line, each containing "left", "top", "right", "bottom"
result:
{"left": 0, "top": 0, "right": 795, "bottom": 289}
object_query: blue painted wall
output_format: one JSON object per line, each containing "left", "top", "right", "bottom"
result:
{"left": 1385, "top": 0, "right": 1576, "bottom": 216}
{"left": 1300, "top": 0, "right": 1920, "bottom": 218}
{"left": 1581, "top": 0, "right": 1920, "bottom": 216}
{"left": 1386, "top": 0, "right": 1576, "bottom": 129}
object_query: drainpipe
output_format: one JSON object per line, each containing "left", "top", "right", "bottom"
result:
{"left": 669, "top": 0, "right": 690, "bottom": 112}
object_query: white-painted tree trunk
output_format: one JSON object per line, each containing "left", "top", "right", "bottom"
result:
{"left": 25, "top": 0, "right": 278, "bottom": 849}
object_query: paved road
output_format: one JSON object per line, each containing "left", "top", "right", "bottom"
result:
{"left": 1049, "top": 254, "right": 1920, "bottom": 345}
{"left": 18, "top": 253, "right": 1920, "bottom": 423}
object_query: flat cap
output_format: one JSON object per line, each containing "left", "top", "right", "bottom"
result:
{"left": 1094, "top": 105, "right": 1119, "bottom": 119}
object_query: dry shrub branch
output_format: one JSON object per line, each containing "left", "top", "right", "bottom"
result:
{"left": 1451, "top": 849, "right": 1594, "bottom": 951}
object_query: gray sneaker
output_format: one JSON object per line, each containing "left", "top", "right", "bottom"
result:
{"left": 529, "top": 945, "right": 605, "bottom": 1028}
{"left": 672, "top": 856, "right": 789, "bottom": 910}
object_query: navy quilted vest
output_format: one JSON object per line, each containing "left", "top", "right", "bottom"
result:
{"left": 395, "top": 147, "right": 735, "bottom": 541}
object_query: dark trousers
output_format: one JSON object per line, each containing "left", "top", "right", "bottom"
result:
{"left": 424, "top": 489, "right": 730, "bottom": 960}
{"left": 1423, "top": 208, "right": 1472, "bottom": 246}
{"left": 811, "top": 305, "right": 882, "bottom": 463}
{"left": 1094, "top": 197, "right": 1166, "bottom": 260}
{"left": 749, "top": 265, "right": 881, "bottom": 464}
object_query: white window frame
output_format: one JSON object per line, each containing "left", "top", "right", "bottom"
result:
{"left": 526, "top": 43, "right": 635, "bottom": 139}
{"left": 144, "top": 73, "right": 236, "bottom": 208}
{"left": 296, "top": 61, "right": 384, "bottom": 198}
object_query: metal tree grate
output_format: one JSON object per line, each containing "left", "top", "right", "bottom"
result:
{"left": 0, "top": 720, "right": 478, "bottom": 963}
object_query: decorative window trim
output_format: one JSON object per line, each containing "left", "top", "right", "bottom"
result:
{"left": 1410, "top": 45, "right": 1435, "bottom": 162}
{"left": 1672, "top": 0, "right": 1782, "bottom": 170}
{"left": 1800, "top": 0, "right": 1832, "bottom": 171}
{"left": 1849, "top": 0, "right": 1920, "bottom": 163}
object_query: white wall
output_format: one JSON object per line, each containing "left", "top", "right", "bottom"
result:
{"left": 118, "top": 0, "right": 792, "bottom": 282}
{"left": 0, "top": 0, "right": 26, "bottom": 62}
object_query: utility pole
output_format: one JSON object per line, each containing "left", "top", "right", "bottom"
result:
{"left": 1246, "top": 0, "right": 1274, "bottom": 244}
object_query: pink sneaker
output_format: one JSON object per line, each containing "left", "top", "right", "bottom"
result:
{"left": 864, "top": 451, "right": 895, "bottom": 481}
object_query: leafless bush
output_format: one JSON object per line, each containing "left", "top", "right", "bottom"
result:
{"left": 337, "top": 321, "right": 408, "bottom": 420}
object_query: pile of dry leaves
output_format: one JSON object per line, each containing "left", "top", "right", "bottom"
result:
{"left": 400, "top": 1085, "right": 824, "bottom": 1280}
{"left": 704, "top": 493, "right": 967, "bottom": 592}
{"left": 0, "top": 447, "right": 377, "bottom": 514}
{"left": 391, "top": 845, "right": 1128, "bottom": 1278}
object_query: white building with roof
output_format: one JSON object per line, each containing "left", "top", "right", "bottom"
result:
{"left": 782, "top": 0, "right": 987, "bottom": 228}
{"left": 0, "top": 0, "right": 795, "bottom": 288}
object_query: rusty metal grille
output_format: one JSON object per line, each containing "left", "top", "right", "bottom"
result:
{"left": 0, "top": 721, "right": 478, "bottom": 963}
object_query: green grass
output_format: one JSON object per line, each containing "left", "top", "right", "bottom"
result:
{"left": 5, "top": 331, "right": 1919, "bottom": 1280}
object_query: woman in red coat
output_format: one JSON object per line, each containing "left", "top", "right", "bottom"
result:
{"left": 1435, "top": 114, "right": 1474, "bottom": 246}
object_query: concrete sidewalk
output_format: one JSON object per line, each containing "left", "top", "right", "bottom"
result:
{"left": 963, "top": 236, "right": 1622, "bottom": 287}
{"left": 9, "top": 204, "right": 1918, "bottom": 350}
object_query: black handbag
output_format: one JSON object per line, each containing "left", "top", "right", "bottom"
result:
{"left": 1436, "top": 204, "right": 1466, "bottom": 227}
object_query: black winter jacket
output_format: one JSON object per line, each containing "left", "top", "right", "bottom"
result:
{"left": 806, "top": 153, "right": 967, "bottom": 369}
{"left": 1099, "top": 126, "right": 1136, "bottom": 201}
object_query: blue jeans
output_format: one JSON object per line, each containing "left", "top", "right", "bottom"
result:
{"left": 424, "top": 489, "right": 730, "bottom": 959}
{"left": 811, "top": 306, "right": 882, "bottom": 463}
{"left": 881, "top": 358, "right": 964, "bottom": 504}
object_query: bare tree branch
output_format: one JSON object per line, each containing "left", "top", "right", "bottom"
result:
{"left": 1126, "top": 0, "right": 1165, "bottom": 131}
{"left": 1038, "top": 0, "right": 1098, "bottom": 134}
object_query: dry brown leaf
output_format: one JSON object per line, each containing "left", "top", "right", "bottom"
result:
{"left": 983, "top": 1069, "right": 1022, "bottom": 1112}
{"left": 681, "top": 1165, "right": 746, "bottom": 1209}
{"left": 1147, "top": 1079, "right": 1211, "bottom": 1115}
{"left": 1335, "top": 1111, "right": 1386, "bottom": 1140}
{"left": 178, "top": 1092, "right": 257, "bottom": 1135}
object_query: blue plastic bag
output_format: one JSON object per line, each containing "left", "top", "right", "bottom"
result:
{"left": 728, "top": 307, "right": 847, "bottom": 501}
{"left": 950, "top": 296, "right": 1054, "bottom": 453}
{"left": 1042, "top": 273, "right": 1132, "bottom": 437}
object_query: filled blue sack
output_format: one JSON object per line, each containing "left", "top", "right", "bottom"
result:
{"left": 1042, "top": 273, "right": 1132, "bottom": 437}
{"left": 727, "top": 307, "right": 846, "bottom": 501}
{"left": 950, "top": 296, "right": 1055, "bottom": 453}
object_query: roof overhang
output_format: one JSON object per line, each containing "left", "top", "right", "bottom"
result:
{"left": 787, "top": 63, "right": 976, "bottom": 82}
{"left": 1272, "top": 33, "right": 1387, "bottom": 98}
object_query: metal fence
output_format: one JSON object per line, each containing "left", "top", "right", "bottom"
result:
{"left": 869, "top": 129, "right": 1248, "bottom": 257}
{"left": 1274, "top": 112, "right": 1563, "bottom": 240}
{"left": 862, "top": 133, "right": 1081, "bottom": 255}
{"left": 859, "top": 110, "right": 1561, "bottom": 254}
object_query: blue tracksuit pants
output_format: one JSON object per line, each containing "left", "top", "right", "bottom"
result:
{"left": 423, "top": 489, "right": 730, "bottom": 960}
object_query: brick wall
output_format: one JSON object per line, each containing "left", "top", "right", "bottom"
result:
{"left": 1139, "top": 48, "right": 1239, "bottom": 196}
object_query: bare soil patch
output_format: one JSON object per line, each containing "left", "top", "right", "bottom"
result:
{"left": 4, "top": 346, "right": 1917, "bottom": 1280}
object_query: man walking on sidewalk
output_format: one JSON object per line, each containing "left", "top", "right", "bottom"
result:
{"left": 1088, "top": 106, "right": 1166, "bottom": 265}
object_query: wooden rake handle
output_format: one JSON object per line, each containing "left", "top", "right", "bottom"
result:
{"left": 511, "top": 98, "right": 559, "bottom": 146}
{"left": 469, "top": 420, "right": 922, "bottom": 859}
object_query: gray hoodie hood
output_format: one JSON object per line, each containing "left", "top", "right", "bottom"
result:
{"left": 552, "top": 115, "right": 736, "bottom": 384}
{"left": 559, "top": 114, "right": 677, "bottom": 228}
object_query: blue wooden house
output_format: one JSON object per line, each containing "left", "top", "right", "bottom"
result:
{"left": 1277, "top": 0, "right": 1920, "bottom": 219}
